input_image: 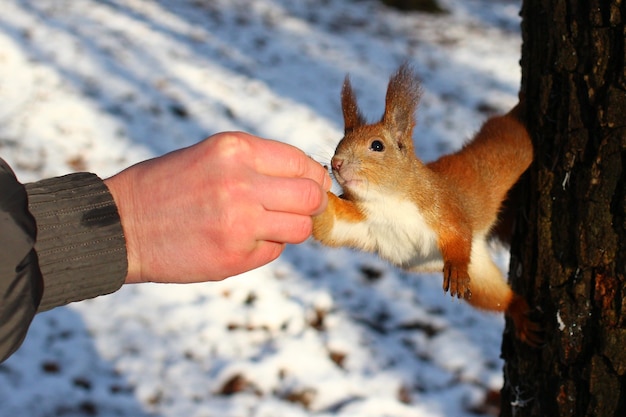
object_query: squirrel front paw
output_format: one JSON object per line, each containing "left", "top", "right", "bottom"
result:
{"left": 443, "top": 262, "right": 472, "bottom": 299}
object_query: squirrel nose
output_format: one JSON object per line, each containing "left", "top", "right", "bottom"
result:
{"left": 331, "top": 157, "right": 344, "bottom": 172}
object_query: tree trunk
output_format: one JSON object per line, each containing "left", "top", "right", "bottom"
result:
{"left": 501, "top": 1, "right": 626, "bottom": 416}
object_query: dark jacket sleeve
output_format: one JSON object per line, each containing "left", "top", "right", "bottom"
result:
{"left": 1, "top": 158, "right": 128, "bottom": 362}
{"left": 25, "top": 172, "right": 128, "bottom": 312}
{"left": 0, "top": 159, "right": 43, "bottom": 363}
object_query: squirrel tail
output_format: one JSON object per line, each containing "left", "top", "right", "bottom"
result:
{"left": 465, "top": 238, "right": 543, "bottom": 346}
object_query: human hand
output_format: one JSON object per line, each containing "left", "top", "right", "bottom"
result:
{"left": 104, "top": 131, "right": 331, "bottom": 284}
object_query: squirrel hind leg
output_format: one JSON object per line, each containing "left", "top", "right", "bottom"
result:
{"left": 465, "top": 247, "right": 543, "bottom": 346}
{"left": 465, "top": 254, "right": 514, "bottom": 313}
{"left": 506, "top": 294, "right": 544, "bottom": 347}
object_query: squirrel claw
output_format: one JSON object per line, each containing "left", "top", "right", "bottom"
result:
{"left": 507, "top": 295, "right": 544, "bottom": 347}
{"left": 514, "top": 311, "right": 544, "bottom": 348}
{"left": 517, "top": 321, "right": 545, "bottom": 348}
{"left": 443, "top": 262, "right": 471, "bottom": 300}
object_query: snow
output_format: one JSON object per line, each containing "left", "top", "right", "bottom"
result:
{"left": 0, "top": 0, "right": 522, "bottom": 415}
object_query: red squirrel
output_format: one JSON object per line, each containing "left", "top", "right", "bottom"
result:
{"left": 312, "top": 64, "right": 540, "bottom": 345}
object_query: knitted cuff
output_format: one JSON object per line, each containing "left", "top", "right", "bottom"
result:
{"left": 25, "top": 173, "right": 128, "bottom": 312}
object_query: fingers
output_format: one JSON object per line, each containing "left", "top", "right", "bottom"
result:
{"left": 257, "top": 211, "right": 314, "bottom": 244}
{"left": 203, "top": 130, "right": 330, "bottom": 216}
{"left": 242, "top": 133, "right": 332, "bottom": 191}
{"left": 259, "top": 176, "right": 328, "bottom": 216}
{"left": 213, "top": 240, "right": 286, "bottom": 282}
{"left": 216, "top": 212, "right": 311, "bottom": 278}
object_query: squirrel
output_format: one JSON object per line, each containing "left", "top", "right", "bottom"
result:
{"left": 312, "top": 64, "right": 540, "bottom": 346}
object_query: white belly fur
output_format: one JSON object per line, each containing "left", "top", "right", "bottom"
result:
{"left": 331, "top": 194, "right": 444, "bottom": 271}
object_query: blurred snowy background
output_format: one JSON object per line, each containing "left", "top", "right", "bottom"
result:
{"left": 0, "top": 0, "right": 523, "bottom": 416}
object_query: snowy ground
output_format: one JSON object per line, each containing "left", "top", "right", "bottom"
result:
{"left": 0, "top": 0, "right": 524, "bottom": 416}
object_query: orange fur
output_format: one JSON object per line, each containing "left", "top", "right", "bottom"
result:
{"left": 312, "top": 192, "right": 365, "bottom": 248}
{"left": 312, "top": 64, "right": 540, "bottom": 345}
{"left": 428, "top": 111, "right": 533, "bottom": 231}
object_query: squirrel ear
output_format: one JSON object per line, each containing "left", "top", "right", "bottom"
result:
{"left": 341, "top": 76, "right": 366, "bottom": 134}
{"left": 381, "top": 63, "right": 421, "bottom": 147}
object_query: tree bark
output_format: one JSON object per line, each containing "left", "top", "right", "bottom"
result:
{"left": 501, "top": 1, "right": 626, "bottom": 416}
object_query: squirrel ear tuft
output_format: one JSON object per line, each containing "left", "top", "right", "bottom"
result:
{"left": 341, "top": 76, "right": 367, "bottom": 134}
{"left": 382, "top": 63, "right": 421, "bottom": 145}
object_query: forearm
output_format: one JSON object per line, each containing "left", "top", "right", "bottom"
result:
{"left": 25, "top": 173, "right": 128, "bottom": 312}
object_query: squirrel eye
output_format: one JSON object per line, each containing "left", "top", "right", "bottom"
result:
{"left": 370, "top": 140, "right": 385, "bottom": 152}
